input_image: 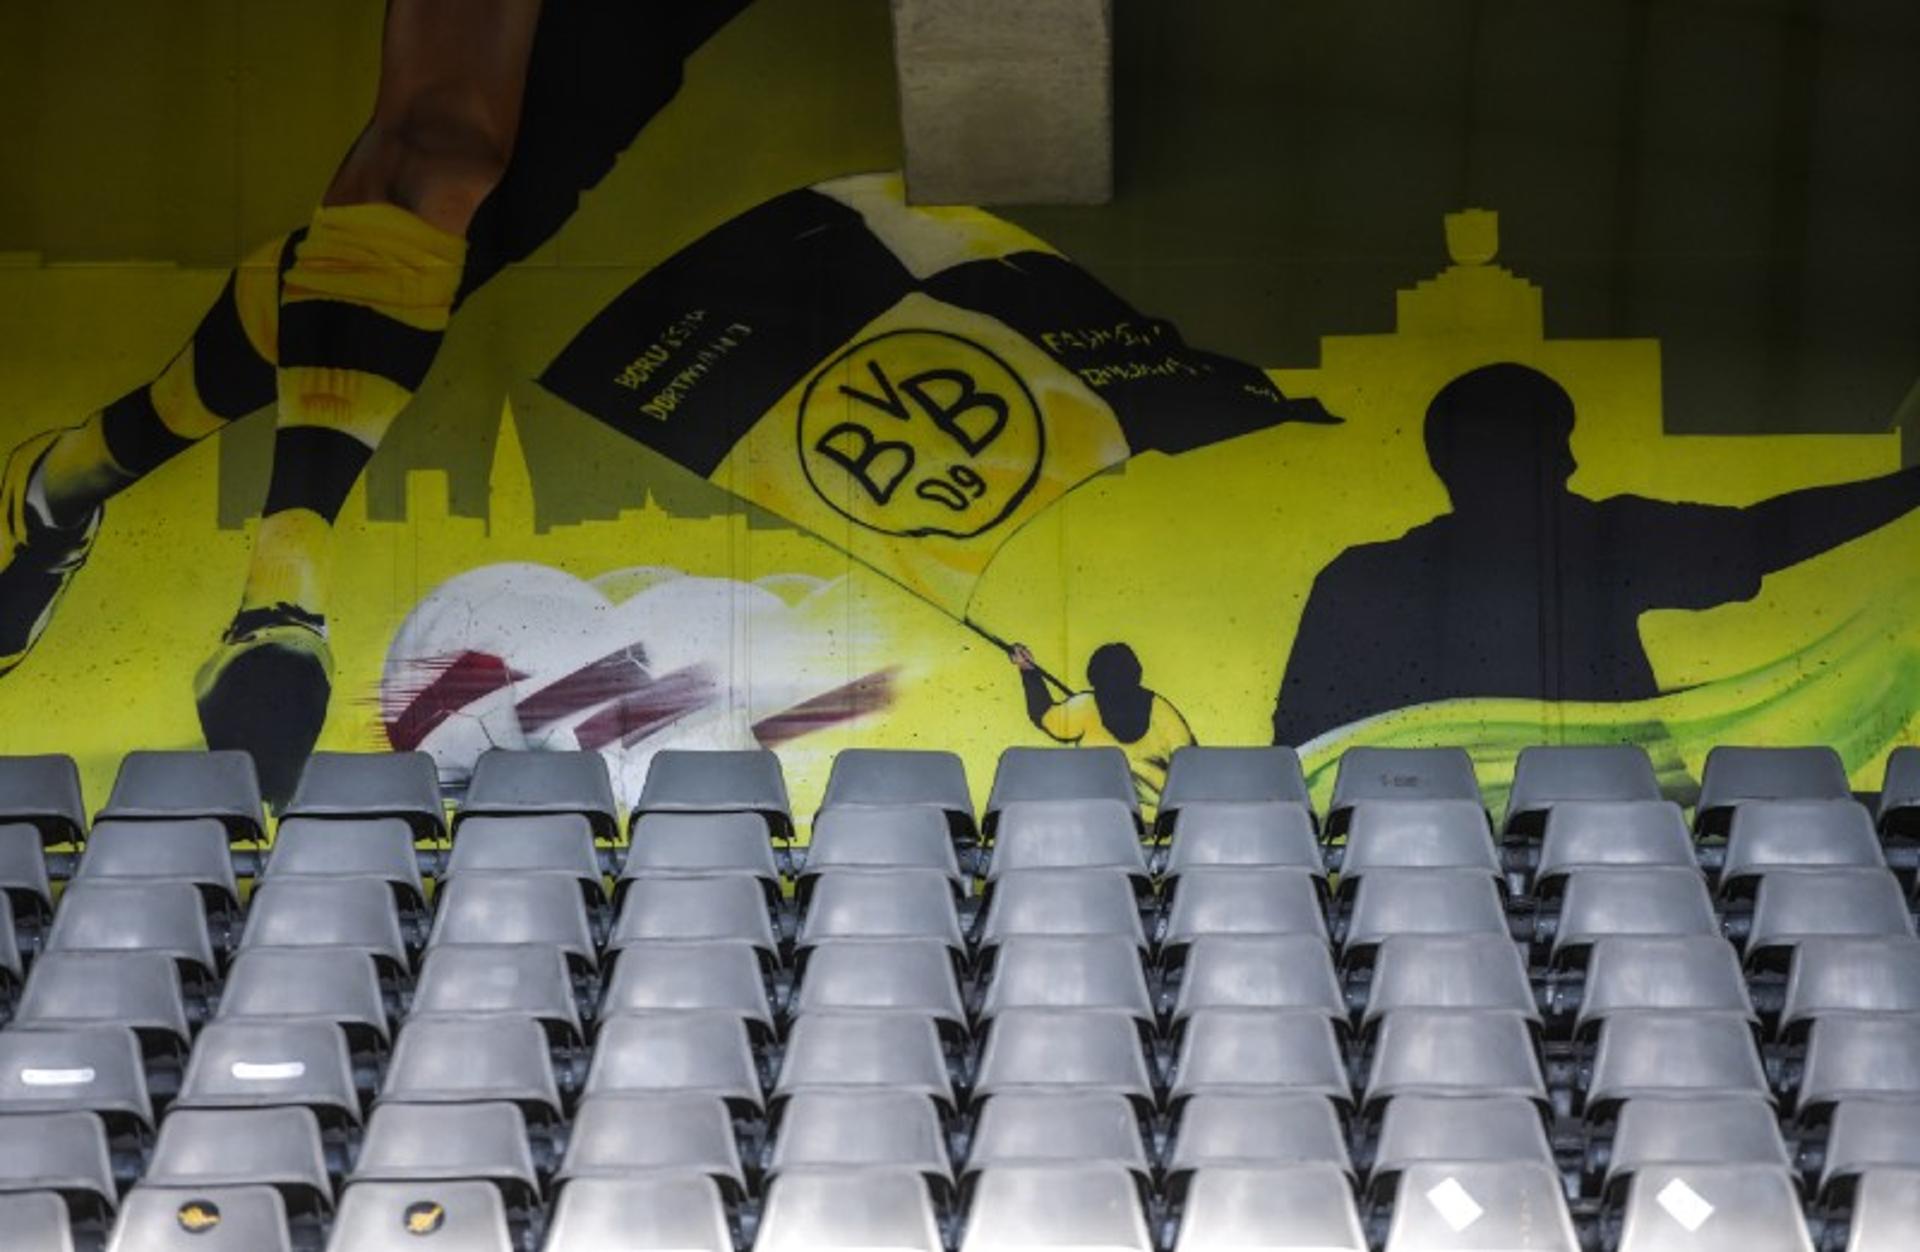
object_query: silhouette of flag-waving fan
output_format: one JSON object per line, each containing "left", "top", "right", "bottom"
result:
{"left": 540, "top": 173, "right": 1336, "bottom": 671}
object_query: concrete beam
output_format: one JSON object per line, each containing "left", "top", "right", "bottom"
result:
{"left": 891, "top": 0, "right": 1113, "bottom": 206}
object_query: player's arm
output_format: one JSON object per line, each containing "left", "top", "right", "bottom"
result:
{"left": 1743, "top": 464, "right": 1920, "bottom": 574}
{"left": 1009, "top": 644, "right": 1073, "bottom": 740}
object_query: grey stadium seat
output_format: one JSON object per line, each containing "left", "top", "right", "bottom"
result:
{"left": 1160, "top": 801, "right": 1323, "bottom": 877}
{"left": 819, "top": 747, "right": 975, "bottom": 835}
{"left": 347, "top": 1101, "right": 539, "bottom": 1216}
{"left": 409, "top": 944, "right": 584, "bottom": 1049}
{"left": 1583, "top": 1013, "right": 1771, "bottom": 1117}
{"left": 758, "top": 1168, "right": 943, "bottom": 1252}
{"left": 986, "top": 800, "right": 1147, "bottom": 880}
{"left": 1778, "top": 936, "right": 1920, "bottom": 1040}
{"left": 773, "top": 1089, "right": 952, "bottom": 1186}
{"left": 1369, "top": 1094, "right": 1556, "bottom": 1185}
{"left": 964, "top": 1091, "right": 1147, "bottom": 1181}
{"left": 971, "top": 1010, "right": 1154, "bottom": 1113}
{"left": 1160, "top": 867, "right": 1327, "bottom": 951}
{"left": 0, "top": 753, "right": 86, "bottom": 844}
{"left": 586, "top": 1012, "right": 764, "bottom": 1115}
{"left": 634, "top": 748, "right": 790, "bottom": 839}
{"left": 1381, "top": 1160, "right": 1580, "bottom": 1252}
{"left": 611, "top": 873, "right": 781, "bottom": 959}
{"left": 961, "top": 1164, "right": 1153, "bottom": 1252}
{"left": 1174, "top": 1164, "right": 1367, "bottom": 1252}
{"left": 0, "top": 1026, "right": 153, "bottom": 1152}
{"left": 1795, "top": 1015, "right": 1920, "bottom": 1117}
{"left": 97, "top": 750, "right": 265, "bottom": 843}
{"left": 47, "top": 880, "right": 219, "bottom": 982}
{"left": 1170, "top": 934, "right": 1346, "bottom": 1027}
{"left": 985, "top": 747, "right": 1138, "bottom": 833}
{"left": 979, "top": 936, "right": 1153, "bottom": 1023}
{"left": 458, "top": 748, "right": 619, "bottom": 841}
{"left": 1571, "top": 936, "right": 1753, "bottom": 1038}
{"left": 797, "top": 868, "right": 961, "bottom": 951}
{"left": 258, "top": 817, "right": 425, "bottom": 922}
{"left": 775, "top": 1012, "right": 954, "bottom": 1113}
{"left": 1745, "top": 868, "right": 1915, "bottom": 965}
{"left": 1603, "top": 1096, "right": 1790, "bottom": 1197}
{"left": 326, "top": 1179, "right": 512, "bottom": 1252}
{"left": 1821, "top": 1100, "right": 1920, "bottom": 1198}
{"left": 542, "top": 1175, "right": 735, "bottom": 1252}
{"left": 0, "top": 1110, "right": 116, "bottom": 1230}
{"left": 380, "top": 1016, "right": 563, "bottom": 1136}
{"left": 1547, "top": 867, "right": 1718, "bottom": 966}
{"left": 1327, "top": 746, "right": 1480, "bottom": 835}
{"left": 1361, "top": 932, "right": 1536, "bottom": 1028}
{"left": 1612, "top": 1164, "right": 1813, "bottom": 1252}
{"left": 1336, "top": 799, "right": 1499, "bottom": 882}
{"left": 1339, "top": 867, "right": 1507, "bottom": 959}
{"left": 802, "top": 805, "right": 963, "bottom": 883}
{"left": 241, "top": 877, "right": 411, "bottom": 976}
{"left": 1844, "top": 1168, "right": 1920, "bottom": 1252}
{"left": 217, "top": 948, "right": 392, "bottom": 1058}
{"left": 623, "top": 811, "right": 782, "bottom": 886}
{"left": 1878, "top": 746, "right": 1920, "bottom": 836}
{"left": 109, "top": 1185, "right": 291, "bottom": 1252}
{"left": 1361, "top": 1009, "right": 1546, "bottom": 1115}
{"left": 14, "top": 951, "right": 192, "bottom": 1069}
{"left": 977, "top": 869, "right": 1145, "bottom": 950}
{"left": 72, "top": 818, "right": 240, "bottom": 934}
{"left": 1694, "top": 745, "right": 1852, "bottom": 836}
{"left": 1169, "top": 1009, "right": 1350, "bottom": 1109}
{"left": 0, "top": 820, "right": 52, "bottom": 936}
{"left": 141, "top": 1106, "right": 332, "bottom": 1226}
{"left": 795, "top": 939, "right": 966, "bottom": 1032}
{"left": 174, "top": 1021, "right": 360, "bottom": 1137}
{"left": 1718, "top": 799, "right": 1885, "bottom": 899}
{"left": 284, "top": 750, "right": 445, "bottom": 838}
{"left": 1533, "top": 801, "right": 1696, "bottom": 893}
{"left": 562, "top": 1093, "right": 745, "bottom": 1195}
{"left": 598, "top": 941, "right": 773, "bottom": 1038}
{"left": 1157, "top": 746, "right": 1312, "bottom": 833}
{"left": 1503, "top": 744, "right": 1662, "bottom": 836}
{"left": 1, "top": 1188, "right": 78, "bottom": 1252}
{"left": 1166, "top": 1092, "right": 1351, "bottom": 1179}
{"left": 428, "top": 871, "right": 598, "bottom": 973}
{"left": 444, "top": 815, "right": 605, "bottom": 905}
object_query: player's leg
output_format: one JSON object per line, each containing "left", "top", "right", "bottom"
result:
{"left": 196, "top": 0, "right": 544, "bottom": 802}
{"left": 0, "top": 236, "right": 289, "bottom": 676}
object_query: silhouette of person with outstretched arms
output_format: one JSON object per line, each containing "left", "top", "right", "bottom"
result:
{"left": 1009, "top": 641, "right": 1195, "bottom": 808}
{"left": 1271, "top": 362, "right": 1920, "bottom": 747}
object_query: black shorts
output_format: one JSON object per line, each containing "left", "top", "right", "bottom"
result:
{"left": 459, "top": 0, "right": 754, "bottom": 298}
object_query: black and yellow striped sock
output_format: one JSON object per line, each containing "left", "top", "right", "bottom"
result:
{"left": 240, "top": 203, "right": 467, "bottom": 620}
{"left": 31, "top": 235, "right": 291, "bottom": 527}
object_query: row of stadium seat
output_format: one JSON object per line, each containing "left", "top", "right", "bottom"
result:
{"left": 10, "top": 738, "right": 1920, "bottom": 846}
{"left": 0, "top": 741, "right": 1915, "bottom": 1249}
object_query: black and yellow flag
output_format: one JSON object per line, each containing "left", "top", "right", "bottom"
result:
{"left": 540, "top": 174, "right": 1335, "bottom": 621}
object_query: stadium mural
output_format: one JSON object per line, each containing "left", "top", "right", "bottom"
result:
{"left": 2, "top": 1, "right": 1916, "bottom": 821}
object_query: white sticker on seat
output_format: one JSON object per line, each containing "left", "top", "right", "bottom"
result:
{"left": 231, "top": 1060, "right": 306, "bottom": 1081}
{"left": 1657, "top": 1177, "right": 1715, "bottom": 1232}
{"left": 1426, "top": 1177, "right": 1485, "bottom": 1232}
{"left": 20, "top": 1067, "right": 95, "bottom": 1086}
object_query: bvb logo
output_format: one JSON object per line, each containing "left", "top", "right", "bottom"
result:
{"left": 176, "top": 1200, "right": 221, "bottom": 1234}
{"left": 798, "top": 329, "right": 1044, "bottom": 539}
{"left": 404, "top": 1200, "right": 447, "bottom": 1235}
